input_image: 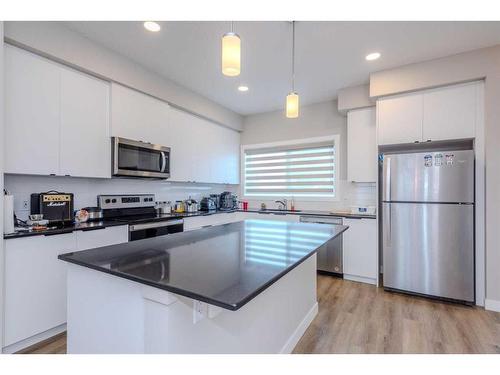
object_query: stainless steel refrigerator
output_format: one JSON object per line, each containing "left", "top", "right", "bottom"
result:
{"left": 381, "top": 149, "right": 475, "bottom": 303}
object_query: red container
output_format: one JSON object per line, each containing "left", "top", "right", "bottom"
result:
{"left": 242, "top": 201, "right": 249, "bottom": 211}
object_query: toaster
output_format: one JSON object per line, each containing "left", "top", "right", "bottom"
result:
{"left": 200, "top": 197, "right": 216, "bottom": 211}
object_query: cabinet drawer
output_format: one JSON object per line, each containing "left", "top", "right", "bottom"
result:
{"left": 75, "top": 225, "right": 128, "bottom": 250}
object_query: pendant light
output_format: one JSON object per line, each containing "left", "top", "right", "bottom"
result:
{"left": 222, "top": 21, "right": 241, "bottom": 77}
{"left": 286, "top": 21, "right": 299, "bottom": 118}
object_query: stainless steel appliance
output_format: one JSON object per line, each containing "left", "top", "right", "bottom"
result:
{"left": 299, "top": 216, "right": 343, "bottom": 275}
{"left": 81, "top": 207, "right": 103, "bottom": 222}
{"left": 220, "top": 191, "right": 238, "bottom": 211}
{"left": 112, "top": 137, "right": 170, "bottom": 179}
{"left": 381, "top": 148, "right": 475, "bottom": 304}
{"left": 30, "top": 191, "right": 74, "bottom": 224}
{"left": 98, "top": 194, "right": 183, "bottom": 241}
{"left": 200, "top": 197, "right": 216, "bottom": 211}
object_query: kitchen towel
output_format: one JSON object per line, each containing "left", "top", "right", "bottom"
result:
{"left": 4, "top": 194, "right": 15, "bottom": 234}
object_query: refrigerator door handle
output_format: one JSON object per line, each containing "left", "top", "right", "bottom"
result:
{"left": 383, "top": 157, "right": 391, "bottom": 201}
{"left": 383, "top": 204, "right": 392, "bottom": 247}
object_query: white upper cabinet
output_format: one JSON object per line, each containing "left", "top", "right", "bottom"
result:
{"left": 377, "top": 93, "right": 423, "bottom": 145}
{"left": 5, "top": 45, "right": 61, "bottom": 175}
{"left": 5, "top": 45, "right": 111, "bottom": 178}
{"left": 422, "top": 82, "right": 477, "bottom": 141}
{"left": 60, "top": 68, "right": 111, "bottom": 178}
{"left": 347, "top": 107, "right": 377, "bottom": 182}
{"left": 169, "top": 106, "right": 240, "bottom": 184}
{"left": 377, "top": 81, "right": 483, "bottom": 146}
{"left": 110, "top": 83, "right": 170, "bottom": 145}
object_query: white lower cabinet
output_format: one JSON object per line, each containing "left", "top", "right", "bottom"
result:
{"left": 3, "top": 226, "right": 128, "bottom": 351}
{"left": 343, "top": 218, "right": 378, "bottom": 285}
{"left": 4, "top": 233, "right": 76, "bottom": 348}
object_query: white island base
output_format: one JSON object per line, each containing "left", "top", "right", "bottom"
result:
{"left": 66, "top": 255, "right": 318, "bottom": 354}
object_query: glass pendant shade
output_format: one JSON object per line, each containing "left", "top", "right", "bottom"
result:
{"left": 222, "top": 32, "right": 241, "bottom": 77}
{"left": 286, "top": 92, "right": 299, "bottom": 118}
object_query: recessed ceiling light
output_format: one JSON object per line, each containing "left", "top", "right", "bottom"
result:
{"left": 365, "top": 52, "right": 381, "bottom": 61}
{"left": 238, "top": 85, "right": 249, "bottom": 92}
{"left": 144, "top": 21, "right": 161, "bottom": 32}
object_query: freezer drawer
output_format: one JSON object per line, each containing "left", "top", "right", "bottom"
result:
{"left": 382, "top": 150, "right": 474, "bottom": 203}
{"left": 382, "top": 202, "right": 474, "bottom": 302}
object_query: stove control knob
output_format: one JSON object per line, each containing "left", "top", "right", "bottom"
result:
{"left": 105, "top": 199, "right": 111, "bottom": 204}
{"left": 112, "top": 199, "right": 117, "bottom": 203}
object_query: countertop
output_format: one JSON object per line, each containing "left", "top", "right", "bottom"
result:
{"left": 58, "top": 220, "right": 349, "bottom": 311}
{"left": 4, "top": 208, "right": 372, "bottom": 240}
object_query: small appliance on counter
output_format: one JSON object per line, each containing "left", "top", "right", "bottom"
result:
{"left": 200, "top": 197, "right": 216, "bottom": 211}
{"left": 30, "top": 191, "right": 74, "bottom": 225}
{"left": 209, "top": 194, "right": 221, "bottom": 210}
{"left": 219, "top": 192, "right": 238, "bottom": 211}
{"left": 184, "top": 198, "right": 198, "bottom": 213}
{"left": 81, "top": 207, "right": 104, "bottom": 222}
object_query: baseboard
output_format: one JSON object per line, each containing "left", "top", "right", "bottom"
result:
{"left": 485, "top": 299, "right": 500, "bottom": 312}
{"left": 2, "top": 324, "right": 66, "bottom": 354}
{"left": 343, "top": 274, "right": 377, "bottom": 285}
{"left": 280, "top": 302, "right": 318, "bottom": 354}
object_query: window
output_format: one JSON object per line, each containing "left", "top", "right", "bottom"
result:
{"left": 242, "top": 136, "right": 338, "bottom": 199}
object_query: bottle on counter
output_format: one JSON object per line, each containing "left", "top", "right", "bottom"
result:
{"left": 290, "top": 196, "right": 295, "bottom": 211}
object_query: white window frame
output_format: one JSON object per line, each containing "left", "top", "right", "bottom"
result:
{"left": 240, "top": 135, "right": 340, "bottom": 202}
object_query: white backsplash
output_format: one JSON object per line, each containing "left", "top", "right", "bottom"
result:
{"left": 240, "top": 180, "right": 377, "bottom": 212}
{"left": 5, "top": 174, "right": 238, "bottom": 221}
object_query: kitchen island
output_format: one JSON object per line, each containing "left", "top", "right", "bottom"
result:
{"left": 59, "top": 219, "right": 348, "bottom": 353}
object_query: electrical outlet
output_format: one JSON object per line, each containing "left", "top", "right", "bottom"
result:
{"left": 22, "top": 200, "right": 29, "bottom": 209}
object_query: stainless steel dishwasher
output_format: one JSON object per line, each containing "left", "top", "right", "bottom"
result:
{"left": 300, "top": 216, "right": 343, "bottom": 276}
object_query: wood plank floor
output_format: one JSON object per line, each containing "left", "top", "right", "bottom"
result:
{"left": 20, "top": 275, "right": 500, "bottom": 354}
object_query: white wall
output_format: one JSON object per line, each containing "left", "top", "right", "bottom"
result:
{"left": 4, "top": 175, "right": 238, "bottom": 221}
{"left": 370, "top": 44, "right": 500, "bottom": 310}
{"left": 241, "top": 100, "right": 376, "bottom": 211}
{"left": 4, "top": 21, "right": 243, "bottom": 131}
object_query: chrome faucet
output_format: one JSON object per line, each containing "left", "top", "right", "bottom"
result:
{"left": 275, "top": 199, "right": 288, "bottom": 211}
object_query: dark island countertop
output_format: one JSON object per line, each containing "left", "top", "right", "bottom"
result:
{"left": 59, "top": 220, "right": 348, "bottom": 311}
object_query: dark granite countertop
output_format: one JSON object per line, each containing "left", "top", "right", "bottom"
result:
{"left": 2, "top": 220, "right": 128, "bottom": 240}
{"left": 59, "top": 220, "right": 348, "bottom": 311}
{"left": 4, "top": 207, "right": 371, "bottom": 240}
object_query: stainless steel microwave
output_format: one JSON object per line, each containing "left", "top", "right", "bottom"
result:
{"left": 112, "top": 137, "right": 170, "bottom": 179}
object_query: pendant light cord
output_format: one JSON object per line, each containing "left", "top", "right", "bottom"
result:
{"left": 292, "top": 21, "right": 295, "bottom": 93}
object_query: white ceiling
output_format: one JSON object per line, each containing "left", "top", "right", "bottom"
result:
{"left": 64, "top": 21, "right": 500, "bottom": 116}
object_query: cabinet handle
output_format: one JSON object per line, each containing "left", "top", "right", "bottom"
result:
{"left": 201, "top": 224, "right": 213, "bottom": 228}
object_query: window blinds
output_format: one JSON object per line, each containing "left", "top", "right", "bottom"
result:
{"left": 243, "top": 142, "right": 336, "bottom": 197}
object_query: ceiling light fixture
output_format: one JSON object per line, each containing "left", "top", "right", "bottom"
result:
{"left": 143, "top": 21, "right": 161, "bottom": 32}
{"left": 365, "top": 52, "right": 381, "bottom": 61}
{"left": 238, "top": 85, "right": 249, "bottom": 92}
{"left": 286, "top": 21, "right": 299, "bottom": 118}
{"left": 222, "top": 21, "right": 241, "bottom": 77}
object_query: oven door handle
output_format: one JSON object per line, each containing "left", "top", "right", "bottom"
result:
{"left": 129, "top": 219, "right": 184, "bottom": 232}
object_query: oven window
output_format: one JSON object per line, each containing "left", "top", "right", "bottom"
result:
{"left": 118, "top": 144, "right": 163, "bottom": 173}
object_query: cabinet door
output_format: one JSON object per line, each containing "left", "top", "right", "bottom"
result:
{"left": 75, "top": 226, "right": 128, "bottom": 250}
{"left": 423, "top": 82, "right": 477, "bottom": 141}
{"left": 377, "top": 93, "right": 423, "bottom": 145}
{"left": 4, "top": 233, "right": 77, "bottom": 346}
{"left": 220, "top": 127, "right": 241, "bottom": 184}
{"left": 4, "top": 45, "right": 60, "bottom": 175}
{"left": 169, "top": 107, "right": 196, "bottom": 182}
{"left": 111, "top": 83, "right": 170, "bottom": 145}
{"left": 60, "top": 68, "right": 111, "bottom": 178}
{"left": 343, "top": 218, "right": 377, "bottom": 283}
{"left": 347, "top": 107, "right": 377, "bottom": 182}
